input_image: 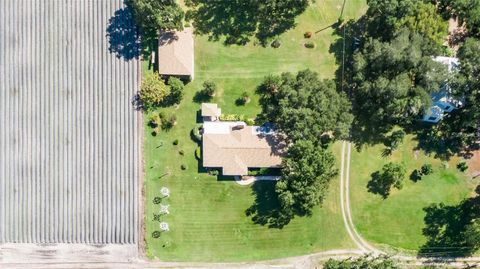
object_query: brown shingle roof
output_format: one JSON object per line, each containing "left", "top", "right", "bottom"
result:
{"left": 158, "top": 27, "right": 194, "bottom": 79}
{"left": 202, "top": 125, "right": 284, "bottom": 176}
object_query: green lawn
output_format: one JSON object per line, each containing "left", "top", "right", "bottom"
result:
{"left": 144, "top": 0, "right": 367, "bottom": 261}
{"left": 349, "top": 135, "right": 477, "bottom": 253}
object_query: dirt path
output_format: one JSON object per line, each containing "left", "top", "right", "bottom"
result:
{"left": 339, "top": 141, "right": 379, "bottom": 253}
{"left": 338, "top": 140, "right": 480, "bottom": 267}
{"left": 3, "top": 140, "right": 480, "bottom": 268}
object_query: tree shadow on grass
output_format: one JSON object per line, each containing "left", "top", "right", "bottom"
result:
{"left": 185, "top": 0, "right": 309, "bottom": 46}
{"left": 418, "top": 186, "right": 480, "bottom": 258}
{"left": 193, "top": 91, "right": 213, "bottom": 103}
{"left": 366, "top": 171, "right": 391, "bottom": 199}
{"left": 245, "top": 181, "right": 292, "bottom": 229}
{"left": 411, "top": 119, "right": 480, "bottom": 162}
{"left": 106, "top": 6, "right": 141, "bottom": 61}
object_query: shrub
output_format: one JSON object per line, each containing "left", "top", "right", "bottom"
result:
{"left": 410, "top": 169, "right": 422, "bottom": 182}
{"left": 304, "top": 31, "right": 312, "bottom": 38}
{"left": 245, "top": 118, "right": 255, "bottom": 125}
{"left": 181, "top": 164, "right": 188, "bottom": 170}
{"left": 219, "top": 114, "right": 245, "bottom": 121}
{"left": 337, "top": 16, "right": 345, "bottom": 26}
{"left": 421, "top": 164, "right": 433, "bottom": 175}
{"left": 151, "top": 127, "right": 160, "bottom": 136}
{"left": 202, "top": 80, "right": 217, "bottom": 97}
{"left": 153, "top": 213, "right": 161, "bottom": 222}
{"left": 457, "top": 161, "right": 469, "bottom": 172}
{"left": 208, "top": 169, "right": 219, "bottom": 176}
{"left": 152, "top": 231, "right": 161, "bottom": 239}
{"left": 149, "top": 113, "right": 161, "bottom": 128}
{"left": 167, "top": 77, "right": 184, "bottom": 105}
{"left": 140, "top": 72, "right": 169, "bottom": 109}
{"left": 271, "top": 39, "right": 281, "bottom": 48}
{"left": 191, "top": 125, "right": 203, "bottom": 142}
{"left": 195, "top": 147, "right": 201, "bottom": 160}
{"left": 241, "top": 91, "right": 250, "bottom": 103}
{"left": 173, "top": 139, "right": 179, "bottom": 145}
{"left": 153, "top": 197, "right": 162, "bottom": 204}
{"left": 236, "top": 92, "right": 250, "bottom": 106}
{"left": 304, "top": 41, "right": 315, "bottom": 49}
{"left": 162, "top": 114, "right": 177, "bottom": 130}
{"left": 179, "top": 149, "right": 184, "bottom": 155}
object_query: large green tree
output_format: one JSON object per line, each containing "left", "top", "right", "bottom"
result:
{"left": 185, "top": 0, "right": 310, "bottom": 45}
{"left": 432, "top": 38, "right": 480, "bottom": 153}
{"left": 276, "top": 140, "right": 337, "bottom": 218}
{"left": 257, "top": 69, "right": 353, "bottom": 145}
{"left": 432, "top": 0, "right": 480, "bottom": 37}
{"left": 352, "top": 29, "right": 447, "bottom": 143}
{"left": 398, "top": 1, "right": 448, "bottom": 45}
{"left": 139, "top": 72, "right": 169, "bottom": 109}
{"left": 364, "top": 0, "right": 448, "bottom": 44}
{"left": 127, "top": 0, "right": 184, "bottom": 49}
{"left": 420, "top": 185, "right": 480, "bottom": 257}
{"left": 367, "top": 162, "right": 406, "bottom": 198}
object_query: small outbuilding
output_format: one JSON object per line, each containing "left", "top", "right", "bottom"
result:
{"left": 158, "top": 27, "right": 194, "bottom": 81}
{"left": 201, "top": 103, "right": 221, "bottom": 122}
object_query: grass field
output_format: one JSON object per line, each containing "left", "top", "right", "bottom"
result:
{"left": 349, "top": 136, "right": 477, "bottom": 253}
{"left": 144, "top": 0, "right": 367, "bottom": 262}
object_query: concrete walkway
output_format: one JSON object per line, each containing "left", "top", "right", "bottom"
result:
{"left": 234, "top": 176, "right": 281, "bottom": 186}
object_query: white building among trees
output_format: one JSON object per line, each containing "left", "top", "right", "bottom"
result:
{"left": 422, "top": 56, "right": 463, "bottom": 123}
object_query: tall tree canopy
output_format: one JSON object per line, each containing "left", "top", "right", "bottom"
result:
{"left": 127, "top": 0, "right": 184, "bottom": 49}
{"left": 398, "top": 1, "right": 448, "bottom": 45}
{"left": 185, "top": 0, "right": 310, "bottom": 45}
{"left": 257, "top": 70, "right": 353, "bottom": 145}
{"left": 420, "top": 185, "right": 480, "bottom": 257}
{"left": 139, "top": 72, "right": 169, "bottom": 109}
{"left": 432, "top": 0, "right": 480, "bottom": 37}
{"left": 276, "top": 140, "right": 337, "bottom": 218}
{"left": 364, "top": 0, "right": 448, "bottom": 44}
{"left": 352, "top": 29, "right": 447, "bottom": 143}
{"left": 431, "top": 38, "right": 480, "bottom": 153}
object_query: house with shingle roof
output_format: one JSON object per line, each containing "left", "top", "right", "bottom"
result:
{"left": 158, "top": 27, "right": 194, "bottom": 80}
{"left": 201, "top": 104, "right": 284, "bottom": 176}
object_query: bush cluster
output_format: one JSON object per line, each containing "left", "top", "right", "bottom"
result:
{"left": 153, "top": 197, "right": 162, "bottom": 204}
{"left": 202, "top": 80, "right": 217, "bottom": 97}
{"left": 195, "top": 147, "right": 201, "bottom": 160}
{"left": 271, "top": 39, "right": 281, "bottom": 48}
{"left": 236, "top": 92, "right": 251, "bottom": 106}
{"left": 149, "top": 112, "right": 177, "bottom": 134}
{"left": 152, "top": 231, "right": 161, "bottom": 239}
{"left": 457, "top": 162, "right": 469, "bottom": 172}
{"left": 208, "top": 169, "right": 219, "bottom": 176}
{"left": 304, "top": 41, "right": 315, "bottom": 48}
{"left": 411, "top": 164, "right": 434, "bottom": 182}
{"left": 191, "top": 125, "right": 203, "bottom": 143}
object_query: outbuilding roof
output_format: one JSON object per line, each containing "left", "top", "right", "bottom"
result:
{"left": 201, "top": 103, "right": 221, "bottom": 118}
{"left": 158, "top": 27, "right": 194, "bottom": 79}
